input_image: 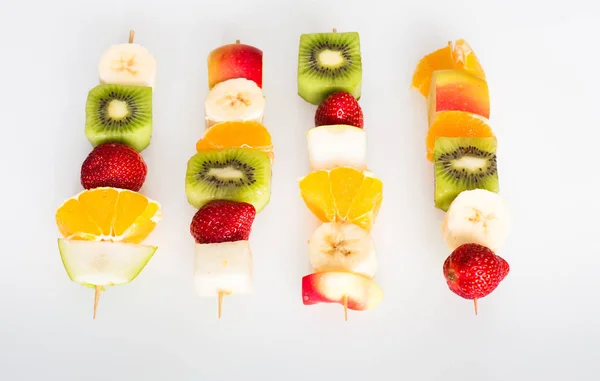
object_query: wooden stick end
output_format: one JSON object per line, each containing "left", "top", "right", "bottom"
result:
{"left": 93, "top": 286, "right": 101, "bottom": 319}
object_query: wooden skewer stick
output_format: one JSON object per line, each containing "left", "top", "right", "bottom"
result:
{"left": 218, "top": 291, "right": 225, "bottom": 319}
{"left": 92, "top": 28, "right": 136, "bottom": 321}
{"left": 332, "top": 28, "right": 337, "bottom": 33}
{"left": 93, "top": 286, "right": 101, "bottom": 319}
{"left": 473, "top": 298, "right": 478, "bottom": 316}
{"left": 235, "top": 39, "right": 240, "bottom": 44}
{"left": 343, "top": 295, "right": 348, "bottom": 321}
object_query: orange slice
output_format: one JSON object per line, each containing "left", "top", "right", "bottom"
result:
{"left": 299, "top": 167, "right": 383, "bottom": 231}
{"left": 453, "top": 39, "right": 485, "bottom": 79}
{"left": 425, "top": 111, "right": 495, "bottom": 161}
{"left": 411, "top": 39, "right": 486, "bottom": 96}
{"left": 55, "top": 187, "right": 162, "bottom": 244}
{"left": 196, "top": 121, "right": 273, "bottom": 160}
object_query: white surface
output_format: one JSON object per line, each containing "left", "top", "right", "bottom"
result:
{"left": 1, "top": 0, "right": 599, "bottom": 380}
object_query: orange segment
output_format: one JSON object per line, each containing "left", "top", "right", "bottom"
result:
{"left": 123, "top": 202, "right": 161, "bottom": 243}
{"left": 411, "top": 44, "right": 455, "bottom": 97}
{"left": 55, "top": 199, "right": 102, "bottom": 239}
{"left": 329, "top": 167, "right": 365, "bottom": 218}
{"left": 299, "top": 167, "right": 383, "bottom": 231}
{"left": 425, "top": 111, "right": 495, "bottom": 162}
{"left": 298, "top": 170, "right": 336, "bottom": 221}
{"left": 411, "top": 39, "right": 486, "bottom": 96}
{"left": 453, "top": 39, "right": 486, "bottom": 79}
{"left": 196, "top": 121, "right": 273, "bottom": 160}
{"left": 347, "top": 176, "right": 384, "bottom": 228}
{"left": 55, "top": 187, "right": 162, "bottom": 243}
{"left": 77, "top": 188, "right": 118, "bottom": 236}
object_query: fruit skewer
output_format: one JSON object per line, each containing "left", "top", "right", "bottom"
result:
{"left": 186, "top": 40, "right": 272, "bottom": 318}
{"left": 297, "top": 29, "right": 384, "bottom": 320}
{"left": 54, "top": 30, "right": 162, "bottom": 319}
{"left": 411, "top": 39, "right": 511, "bottom": 314}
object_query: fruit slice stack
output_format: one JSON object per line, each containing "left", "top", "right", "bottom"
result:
{"left": 54, "top": 30, "right": 162, "bottom": 319}
{"left": 185, "top": 41, "right": 272, "bottom": 318}
{"left": 411, "top": 39, "right": 511, "bottom": 313}
{"left": 296, "top": 29, "right": 384, "bottom": 320}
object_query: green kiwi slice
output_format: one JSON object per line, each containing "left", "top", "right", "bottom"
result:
{"left": 297, "top": 31, "right": 362, "bottom": 105}
{"left": 434, "top": 137, "right": 499, "bottom": 211}
{"left": 185, "top": 148, "right": 272, "bottom": 212}
{"left": 85, "top": 84, "right": 152, "bottom": 152}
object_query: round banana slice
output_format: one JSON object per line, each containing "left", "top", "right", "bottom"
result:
{"left": 441, "top": 189, "right": 511, "bottom": 252}
{"left": 204, "top": 78, "right": 265, "bottom": 129}
{"left": 98, "top": 43, "right": 157, "bottom": 87}
{"left": 308, "top": 222, "right": 377, "bottom": 278}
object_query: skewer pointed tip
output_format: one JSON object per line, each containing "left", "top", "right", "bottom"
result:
{"left": 128, "top": 30, "right": 135, "bottom": 44}
{"left": 235, "top": 39, "right": 240, "bottom": 44}
{"left": 473, "top": 298, "right": 478, "bottom": 316}
{"left": 93, "top": 286, "right": 101, "bottom": 319}
{"left": 218, "top": 291, "right": 224, "bottom": 319}
{"left": 332, "top": 28, "right": 337, "bottom": 33}
{"left": 343, "top": 295, "right": 348, "bottom": 321}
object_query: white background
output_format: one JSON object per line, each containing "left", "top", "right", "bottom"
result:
{"left": 1, "top": 0, "right": 599, "bottom": 380}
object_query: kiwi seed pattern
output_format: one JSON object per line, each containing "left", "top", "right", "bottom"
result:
{"left": 85, "top": 83, "right": 153, "bottom": 151}
{"left": 437, "top": 145, "right": 497, "bottom": 183}
{"left": 297, "top": 31, "right": 362, "bottom": 104}
{"left": 305, "top": 38, "right": 356, "bottom": 77}
{"left": 196, "top": 158, "right": 257, "bottom": 187}
{"left": 98, "top": 91, "right": 140, "bottom": 128}
{"left": 185, "top": 146, "right": 272, "bottom": 212}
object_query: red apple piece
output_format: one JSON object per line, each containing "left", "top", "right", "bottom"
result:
{"left": 427, "top": 70, "right": 490, "bottom": 126}
{"left": 208, "top": 43, "right": 263, "bottom": 89}
{"left": 302, "top": 271, "right": 383, "bottom": 311}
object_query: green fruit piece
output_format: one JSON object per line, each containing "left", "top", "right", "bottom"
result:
{"left": 85, "top": 84, "right": 153, "bottom": 152}
{"left": 185, "top": 148, "right": 272, "bottom": 212}
{"left": 434, "top": 137, "right": 499, "bottom": 211}
{"left": 58, "top": 239, "right": 157, "bottom": 287}
{"left": 297, "top": 31, "right": 362, "bottom": 105}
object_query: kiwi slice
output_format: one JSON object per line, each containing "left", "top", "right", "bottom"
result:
{"left": 434, "top": 137, "right": 499, "bottom": 211}
{"left": 186, "top": 148, "right": 272, "bottom": 212}
{"left": 297, "top": 31, "right": 362, "bottom": 105}
{"left": 85, "top": 84, "right": 152, "bottom": 152}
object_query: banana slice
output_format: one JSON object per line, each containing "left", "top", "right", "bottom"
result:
{"left": 204, "top": 78, "right": 265, "bottom": 129}
{"left": 308, "top": 222, "right": 377, "bottom": 278}
{"left": 98, "top": 43, "right": 157, "bottom": 87}
{"left": 441, "top": 189, "right": 511, "bottom": 252}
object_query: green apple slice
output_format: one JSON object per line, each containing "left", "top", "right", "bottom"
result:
{"left": 57, "top": 239, "right": 157, "bottom": 287}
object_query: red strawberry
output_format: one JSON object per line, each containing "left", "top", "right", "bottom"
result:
{"left": 190, "top": 200, "right": 256, "bottom": 244}
{"left": 315, "top": 91, "right": 364, "bottom": 128}
{"left": 80, "top": 142, "right": 147, "bottom": 191}
{"left": 443, "top": 243, "right": 510, "bottom": 301}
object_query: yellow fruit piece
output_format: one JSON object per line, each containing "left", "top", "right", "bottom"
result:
{"left": 453, "top": 39, "right": 486, "bottom": 79}
{"left": 299, "top": 167, "right": 383, "bottom": 231}
{"left": 196, "top": 121, "right": 274, "bottom": 161}
{"left": 411, "top": 39, "right": 486, "bottom": 97}
{"left": 55, "top": 187, "right": 162, "bottom": 244}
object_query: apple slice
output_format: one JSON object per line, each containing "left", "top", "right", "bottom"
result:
{"left": 427, "top": 70, "right": 490, "bottom": 126}
{"left": 194, "top": 240, "right": 252, "bottom": 297}
{"left": 302, "top": 271, "right": 383, "bottom": 311}
{"left": 208, "top": 43, "right": 263, "bottom": 89}
{"left": 307, "top": 125, "right": 367, "bottom": 171}
{"left": 57, "top": 239, "right": 157, "bottom": 287}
